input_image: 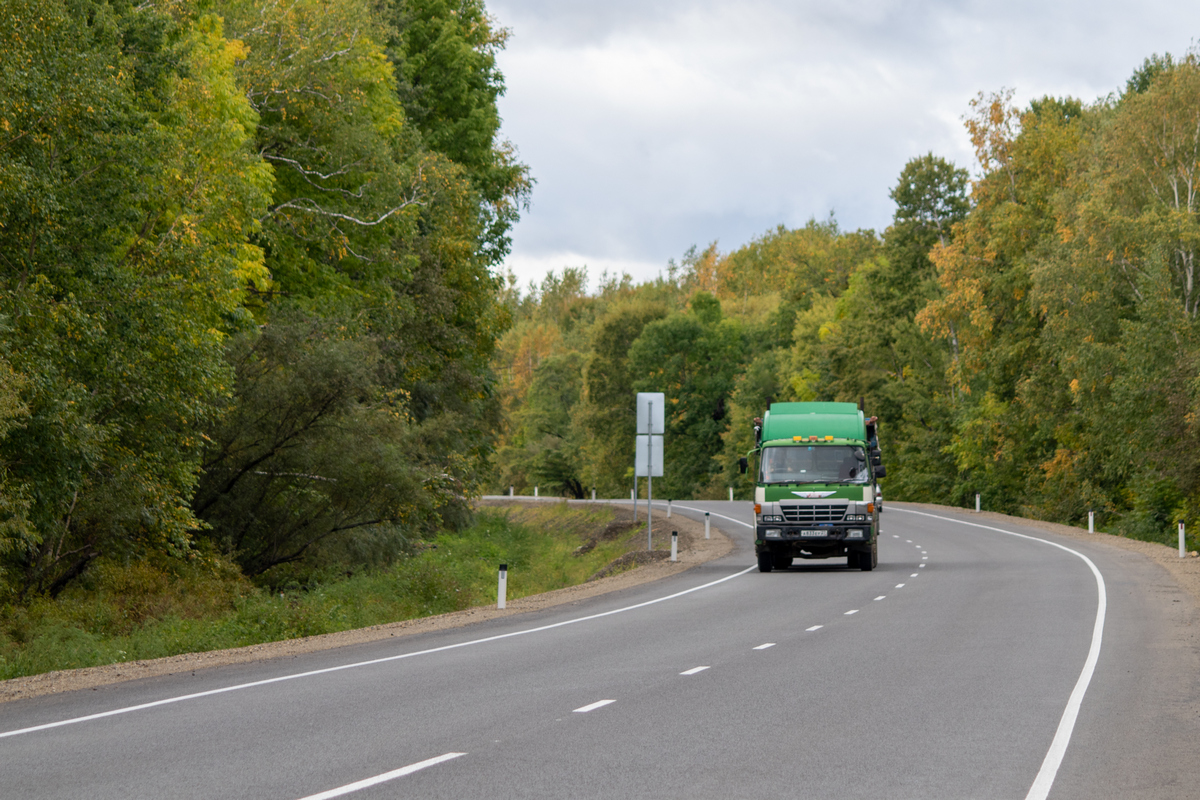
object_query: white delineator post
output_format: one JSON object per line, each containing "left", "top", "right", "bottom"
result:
{"left": 728, "top": 487, "right": 733, "bottom": 502}
{"left": 667, "top": 499, "right": 672, "bottom": 518}
{"left": 592, "top": 487, "right": 596, "bottom": 501}
{"left": 975, "top": 493, "right": 981, "bottom": 513}
{"left": 1180, "top": 521, "right": 1186, "bottom": 558}
{"left": 1088, "top": 510, "right": 1094, "bottom": 533}
{"left": 705, "top": 512, "right": 711, "bottom": 540}
{"left": 509, "top": 486, "right": 513, "bottom": 497}
{"left": 534, "top": 485, "right": 539, "bottom": 498}
{"left": 671, "top": 530, "right": 678, "bottom": 562}
{"left": 497, "top": 563, "right": 507, "bottom": 609}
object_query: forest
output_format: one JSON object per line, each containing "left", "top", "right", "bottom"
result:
{"left": 2, "top": 0, "right": 1200, "bottom": 620}
{"left": 492, "top": 54, "right": 1200, "bottom": 551}
{"left": 0, "top": 0, "right": 529, "bottom": 601}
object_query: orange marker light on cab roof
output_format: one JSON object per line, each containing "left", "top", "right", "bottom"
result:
{"left": 809, "top": 435, "right": 817, "bottom": 442}
{"left": 824, "top": 435, "right": 834, "bottom": 441}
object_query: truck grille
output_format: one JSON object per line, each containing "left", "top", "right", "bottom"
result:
{"left": 780, "top": 504, "right": 846, "bottom": 524}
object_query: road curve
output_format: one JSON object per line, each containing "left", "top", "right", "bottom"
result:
{"left": 2, "top": 501, "right": 1198, "bottom": 799}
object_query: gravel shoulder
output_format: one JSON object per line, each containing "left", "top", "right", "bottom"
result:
{"left": 0, "top": 502, "right": 732, "bottom": 704}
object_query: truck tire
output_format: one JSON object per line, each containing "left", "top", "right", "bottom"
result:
{"left": 859, "top": 541, "right": 877, "bottom": 572}
{"left": 757, "top": 551, "right": 773, "bottom": 572}
{"left": 846, "top": 550, "right": 860, "bottom": 569}
{"left": 772, "top": 552, "right": 792, "bottom": 570}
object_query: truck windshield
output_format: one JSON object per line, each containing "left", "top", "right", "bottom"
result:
{"left": 758, "top": 445, "right": 867, "bottom": 484}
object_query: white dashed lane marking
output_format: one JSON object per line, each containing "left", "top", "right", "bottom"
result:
{"left": 296, "top": 753, "right": 466, "bottom": 800}
{"left": 845, "top": 610, "right": 859, "bottom": 616}
{"left": 573, "top": 700, "right": 616, "bottom": 713}
{"left": 806, "top": 625, "right": 823, "bottom": 632}
{"left": 896, "top": 583, "right": 905, "bottom": 588}
{"left": 753, "top": 643, "right": 776, "bottom": 650}
{"left": 874, "top": 596, "right": 886, "bottom": 601}
{"left": 680, "top": 666, "right": 710, "bottom": 676}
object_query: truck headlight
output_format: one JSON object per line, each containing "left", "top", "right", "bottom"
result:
{"left": 847, "top": 529, "right": 864, "bottom": 538}
{"left": 760, "top": 515, "right": 783, "bottom": 523}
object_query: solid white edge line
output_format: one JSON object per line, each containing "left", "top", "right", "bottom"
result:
{"left": 680, "top": 666, "right": 710, "bottom": 675}
{"left": 297, "top": 753, "right": 465, "bottom": 800}
{"left": 573, "top": 699, "right": 616, "bottom": 713}
{"left": 891, "top": 507, "right": 1107, "bottom": 800}
{"left": 1, "top": 564, "right": 757, "bottom": 739}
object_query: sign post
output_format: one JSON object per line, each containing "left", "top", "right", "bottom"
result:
{"left": 636, "top": 392, "right": 665, "bottom": 551}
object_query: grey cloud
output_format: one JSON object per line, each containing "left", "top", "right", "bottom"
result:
{"left": 488, "top": 0, "right": 1200, "bottom": 284}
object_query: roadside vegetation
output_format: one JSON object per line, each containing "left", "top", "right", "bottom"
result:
{"left": 4, "top": 0, "right": 1200, "bottom": 680}
{"left": 0, "top": 503, "right": 638, "bottom": 680}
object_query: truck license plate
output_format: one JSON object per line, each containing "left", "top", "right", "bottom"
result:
{"left": 800, "top": 529, "right": 827, "bottom": 537}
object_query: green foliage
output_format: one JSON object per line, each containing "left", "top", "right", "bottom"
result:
{"left": 629, "top": 295, "right": 745, "bottom": 498}
{"left": 388, "top": 0, "right": 532, "bottom": 264}
{"left": 0, "top": 0, "right": 527, "bottom": 607}
{"left": 0, "top": 504, "right": 635, "bottom": 679}
{"left": 0, "top": 0, "right": 271, "bottom": 596}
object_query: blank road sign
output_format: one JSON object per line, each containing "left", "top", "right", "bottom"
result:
{"left": 637, "top": 392, "right": 665, "bottom": 435}
{"left": 635, "top": 435, "right": 663, "bottom": 477}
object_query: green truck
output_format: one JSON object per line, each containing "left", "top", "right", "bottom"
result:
{"left": 741, "top": 402, "right": 885, "bottom": 572}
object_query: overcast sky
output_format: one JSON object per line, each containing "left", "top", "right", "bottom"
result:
{"left": 487, "top": 1, "right": 1200, "bottom": 290}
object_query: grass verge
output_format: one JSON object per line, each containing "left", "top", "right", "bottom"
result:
{"left": 0, "top": 503, "right": 638, "bottom": 681}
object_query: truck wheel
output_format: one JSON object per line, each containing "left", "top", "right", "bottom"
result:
{"left": 859, "top": 541, "right": 877, "bottom": 572}
{"left": 757, "top": 552, "right": 773, "bottom": 572}
{"left": 846, "top": 550, "right": 859, "bottom": 569}
{"left": 772, "top": 552, "right": 792, "bottom": 570}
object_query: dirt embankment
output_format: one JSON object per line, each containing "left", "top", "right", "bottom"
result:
{"left": 0, "top": 500, "right": 733, "bottom": 704}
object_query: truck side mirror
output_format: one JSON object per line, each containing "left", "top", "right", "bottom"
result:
{"left": 738, "top": 457, "right": 749, "bottom": 475}
{"left": 874, "top": 464, "right": 887, "bottom": 478}
{"left": 870, "top": 449, "right": 882, "bottom": 466}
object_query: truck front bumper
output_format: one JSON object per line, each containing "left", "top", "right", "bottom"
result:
{"left": 754, "top": 526, "right": 872, "bottom": 552}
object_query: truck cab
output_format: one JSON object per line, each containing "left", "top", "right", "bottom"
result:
{"left": 745, "top": 402, "right": 885, "bottom": 572}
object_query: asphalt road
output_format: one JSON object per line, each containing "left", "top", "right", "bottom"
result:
{"left": 3, "top": 501, "right": 1199, "bottom": 799}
